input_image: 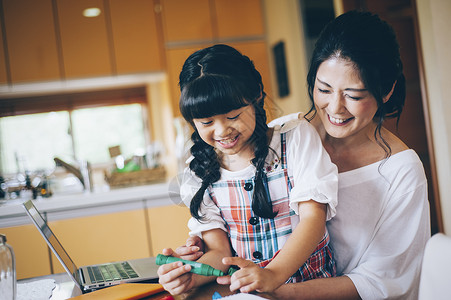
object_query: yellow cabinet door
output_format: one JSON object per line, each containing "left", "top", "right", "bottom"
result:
{"left": 214, "top": 0, "right": 265, "bottom": 39}
{"left": 160, "top": 0, "right": 213, "bottom": 43}
{"left": 146, "top": 205, "right": 191, "bottom": 256}
{"left": 1, "top": 225, "right": 51, "bottom": 280}
{"left": 49, "top": 209, "right": 151, "bottom": 274}
{"left": 2, "top": 0, "right": 61, "bottom": 83}
{"left": 56, "top": 0, "right": 112, "bottom": 78}
{"left": 109, "top": 0, "right": 164, "bottom": 74}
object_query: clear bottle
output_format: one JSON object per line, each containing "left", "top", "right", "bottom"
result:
{"left": 0, "top": 234, "right": 16, "bottom": 300}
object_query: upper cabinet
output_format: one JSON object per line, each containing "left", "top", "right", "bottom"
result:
{"left": 214, "top": 0, "right": 264, "bottom": 38}
{"left": 161, "top": 0, "right": 213, "bottom": 43}
{"left": 0, "top": 0, "right": 269, "bottom": 115}
{"left": 109, "top": 0, "right": 163, "bottom": 74}
{"left": 56, "top": 0, "right": 112, "bottom": 78}
{"left": 2, "top": 0, "right": 61, "bottom": 83}
{"left": 160, "top": 0, "right": 264, "bottom": 43}
{"left": 0, "top": 0, "right": 164, "bottom": 83}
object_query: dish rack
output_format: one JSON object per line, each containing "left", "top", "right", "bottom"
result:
{"left": 104, "top": 166, "right": 166, "bottom": 188}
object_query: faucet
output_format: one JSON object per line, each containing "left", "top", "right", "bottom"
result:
{"left": 54, "top": 157, "right": 93, "bottom": 192}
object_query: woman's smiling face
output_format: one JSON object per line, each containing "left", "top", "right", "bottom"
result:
{"left": 313, "top": 57, "right": 380, "bottom": 140}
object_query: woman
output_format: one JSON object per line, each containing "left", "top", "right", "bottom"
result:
{"left": 168, "top": 11, "right": 431, "bottom": 299}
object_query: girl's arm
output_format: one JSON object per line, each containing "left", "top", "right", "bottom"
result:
{"left": 158, "top": 228, "right": 232, "bottom": 295}
{"left": 264, "top": 200, "right": 327, "bottom": 286}
{"left": 223, "top": 200, "right": 327, "bottom": 293}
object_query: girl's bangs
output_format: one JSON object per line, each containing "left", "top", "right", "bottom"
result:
{"left": 180, "top": 75, "right": 249, "bottom": 120}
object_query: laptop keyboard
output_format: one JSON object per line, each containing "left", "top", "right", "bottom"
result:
{"left": 87, "top": 262, "right": 139, "bottom": 283}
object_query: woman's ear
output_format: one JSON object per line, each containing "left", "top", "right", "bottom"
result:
{"left": 383, "top": 81, "right": 397, "bottom": 103}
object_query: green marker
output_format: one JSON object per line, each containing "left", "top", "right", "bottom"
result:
{"left": 156, "top": 254, "right": 238, "bottom": 277}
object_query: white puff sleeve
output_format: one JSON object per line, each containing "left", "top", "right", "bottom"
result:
{"left": 284, "top": 120, "right": 338, "bottom": 220}
{"left": 180, "top": 166, "right": 227, "bottom": 237}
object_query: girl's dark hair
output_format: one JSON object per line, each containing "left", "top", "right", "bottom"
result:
{"left": 179, "top": 44, "right": 276, "bottom": 220}
{"left": 306, "top": 10, "right": 405, "bottom": 158}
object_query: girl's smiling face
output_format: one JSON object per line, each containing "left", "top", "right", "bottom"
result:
{"left": 313, "top": 57, "right": 380, "bottom": 140}
{"left": 192, "top": 105, "right": 256, "bottom": 159}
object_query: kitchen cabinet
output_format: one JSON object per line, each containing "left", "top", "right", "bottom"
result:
{"left": 214, "top": 0, "right": 264, "bottom": 38}
{"left": 49, "top": 209, "right": 151, "bottom": 274}
{"left": 1, "top": 224, "right": 51, "bottom": 279}
{"left": 160, "top": 0, "right": 264, "bottom": 43}
{"left": 1, "top": 0, "right": 165, "bottom": 83}
{"left": 56, "top": 0, "right": 112, "bottom": 78}
{"left": 161, "top": 0, "right": 213, "bottom": 43}
{"left": 1, "top": 191, "right": 189, "bottom": 279}
{"left": 146, "top": 204, "right": 191, "bottom": 256}
{"left": 108, "top": 0, "right": 164, "bottom": 74}
{"left": 2, "top": 0, "right": 61, "bottom": 83}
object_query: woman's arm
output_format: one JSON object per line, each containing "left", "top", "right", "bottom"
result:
{"left": 271, "top": 275, "right": 360, "bottom": 300}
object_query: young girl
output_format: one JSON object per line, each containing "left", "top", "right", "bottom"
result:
{"left": 157, "top": 44, "right": 338, "bottom": 295}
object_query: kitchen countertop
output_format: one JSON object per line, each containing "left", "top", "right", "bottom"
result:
{"left": 0, "top": 182, "right": 182, "bottom": 227}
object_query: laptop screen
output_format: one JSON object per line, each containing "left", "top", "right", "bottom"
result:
{"left": 23, "top": 200, "right": 82, "bottom": 287}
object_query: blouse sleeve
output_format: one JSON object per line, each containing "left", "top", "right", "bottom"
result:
{"left": 347, "top": 163, "right": 430, "bottom": 299}
{"left": 284, "top": 120, "right": 338, "bottom": 220}
{"left": 180, "top": 166, "right": 227, "bottom": 238}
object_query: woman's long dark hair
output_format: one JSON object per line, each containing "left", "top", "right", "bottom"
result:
{"left": 179, "top": 44, "right": 276, "bottom": 221}
{"left": 306, "top": 10, "right": 406, "bottom": 158}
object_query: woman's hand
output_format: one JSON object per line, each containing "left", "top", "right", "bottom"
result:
{"left": 219, "top": 257, "right": 279, "bottom": 293}
{"left": 173, "top": 236, "right": 205, "bottom": 261}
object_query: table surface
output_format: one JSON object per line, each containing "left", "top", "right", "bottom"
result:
{"left": 19, "top": 273, "right": 275, "bottom": 300}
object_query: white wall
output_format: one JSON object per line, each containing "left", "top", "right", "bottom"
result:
{"left": 262, "top": 0, "right": 310, "bottom": 117}
{"left": 416, "top": 0, "right": 451, "bottom": 234}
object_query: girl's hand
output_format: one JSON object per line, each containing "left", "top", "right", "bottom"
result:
{"left": 220, "top": 257, "right": 279, "bottom": 293}
{"left": 157, "top": 259, "right": 194, "bottom": 295}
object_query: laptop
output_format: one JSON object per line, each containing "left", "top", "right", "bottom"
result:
{"left": 22, "top": 200, "right": 159, "bottom": 293}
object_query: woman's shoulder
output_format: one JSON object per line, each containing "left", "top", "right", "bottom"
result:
{"left": 381, "top": 127, "right": 410, "bottom": 155}
{"left": 385, "top": 149, "right": 425, "bottom": 174}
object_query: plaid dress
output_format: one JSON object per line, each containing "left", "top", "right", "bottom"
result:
{"left": 208, "top": 130, "right": 336, "bottom": 282}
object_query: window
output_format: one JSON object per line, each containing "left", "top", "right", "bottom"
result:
{"left": 0, "top": 103, "right": 149, "bottom": 175}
